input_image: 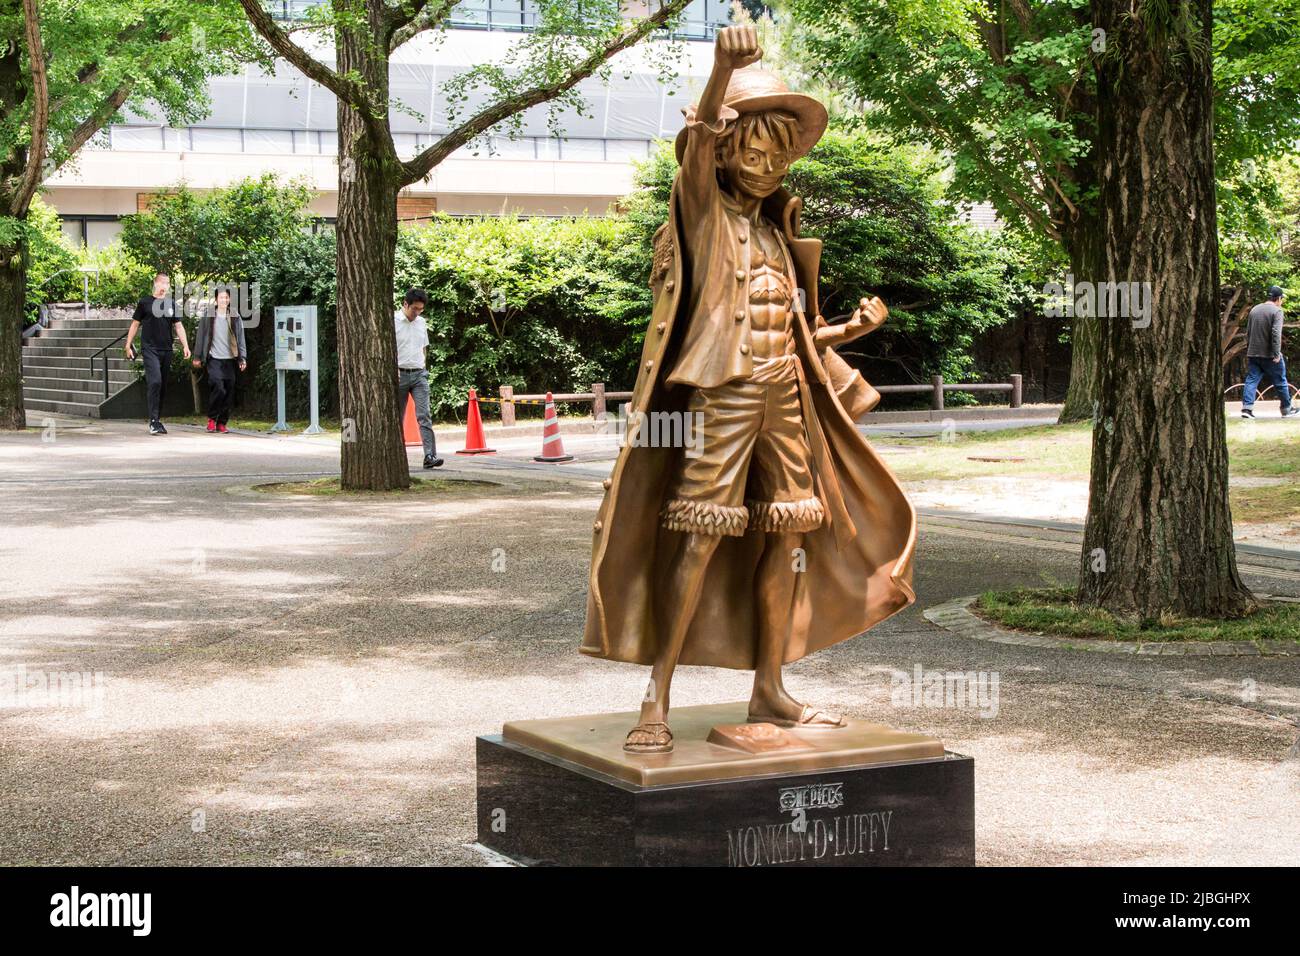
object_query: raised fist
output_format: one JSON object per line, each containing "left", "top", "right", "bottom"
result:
{"left": 848, "top": 296, "right": 888, "bottom": 332}
{"left": 715, "top": 25, "right": 762, "bottom": 71}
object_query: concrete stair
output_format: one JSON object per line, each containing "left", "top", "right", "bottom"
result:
{"left": 23, "top": 305, "right": 137, "bottom": 417}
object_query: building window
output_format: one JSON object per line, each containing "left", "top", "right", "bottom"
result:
{"left": 60, "top": 219, "right": 85, "bottom": 247}
{"left": 57, "top": 215, "right": 124, "bottom": 250}
{"left": 263, "top": 0, "right": 728, "bottom": 37}
{"left": 96, "top": 124, "right": 654, "bottom": 162}
{"left": 190, "top": 128, "right": 244, "bottom": 152}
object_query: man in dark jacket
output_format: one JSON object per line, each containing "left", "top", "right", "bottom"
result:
{"left": 191, "top": 288, "right": 248, "bottom": 433}
{"left": 125, "top": 274, "right": 191, "bottom": 434}
{"left": 1242, "top": 286, "right": 1298, "bottom": 419}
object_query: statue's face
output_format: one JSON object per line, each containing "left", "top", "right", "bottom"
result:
{"left": 719, "top": 122, "right": 791, "bottom": 199}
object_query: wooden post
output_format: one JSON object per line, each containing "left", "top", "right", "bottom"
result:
{"left": 1010, "top": 374, "right": 1023, "bottom": 408}
{"left": 931, "top": 375, "right": 944, "bottom": 411}
{"left": 592, "top": 382, "right": 606, "bottom": 422}
{"left": 500, "top": 385, "right": 515, "bottom": 426}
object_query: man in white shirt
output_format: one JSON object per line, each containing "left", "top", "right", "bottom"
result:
{"left": 395, "top": 288, "right": 442, "bottom": 468}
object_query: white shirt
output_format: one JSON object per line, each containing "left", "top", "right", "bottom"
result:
{"left": 394, "top": 309, "right": 428, "bottom": 369}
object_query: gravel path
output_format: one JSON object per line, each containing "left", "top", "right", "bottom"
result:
{"left": 1, "top": 418, "right": 1296, "bottom": 866}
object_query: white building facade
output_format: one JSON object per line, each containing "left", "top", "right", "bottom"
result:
{"left": 45, "top": 1, "right": 730, "bottom": 247}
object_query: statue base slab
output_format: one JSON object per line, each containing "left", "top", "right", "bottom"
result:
{"left": 476, "top": 703, "right": 974, "bottom": 866}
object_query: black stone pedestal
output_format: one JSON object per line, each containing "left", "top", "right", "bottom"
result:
{"left": 476, "top": 735, "right": 974, "bottom": 867}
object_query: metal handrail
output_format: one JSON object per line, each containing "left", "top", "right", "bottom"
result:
{"left": 89, "top": 333, "right": 129, "bottom": 400}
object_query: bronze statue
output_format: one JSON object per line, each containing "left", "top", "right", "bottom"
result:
{"left": 582, "top": 25, "right": 917, "bottom": 753}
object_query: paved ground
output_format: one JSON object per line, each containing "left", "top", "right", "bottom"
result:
{"left": 1, "top": 416, "right": 1298, "bottom": 866}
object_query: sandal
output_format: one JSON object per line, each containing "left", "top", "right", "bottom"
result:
{"left": 624, "top": 721, "right": 673, "bottom": 754}
{"left": 747, "top": 704, "right": 846, "bottom": 729}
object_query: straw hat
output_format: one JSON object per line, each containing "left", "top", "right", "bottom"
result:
{"left": 675, "top": 66, "right": 828, "bottom": 164}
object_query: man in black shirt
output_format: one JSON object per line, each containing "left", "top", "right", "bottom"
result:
{"left": 124, "top": 273, "right": 191, "bottom": 434}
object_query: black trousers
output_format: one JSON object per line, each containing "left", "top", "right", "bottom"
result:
{"left": 141, "top": 346, "right": 171, "bottom": 422}
{"left": 206, "top": 357, "right": 238, "bottom": 424}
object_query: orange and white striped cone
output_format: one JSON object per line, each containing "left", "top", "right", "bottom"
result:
{"left": 402, "top": 394, "right": 421, "bottom": 447}
{"left": 533, "top": 392, "right": 574, "bottom": 463}
{"left": 456, "top": 388, "right": 496, "bottom": 455}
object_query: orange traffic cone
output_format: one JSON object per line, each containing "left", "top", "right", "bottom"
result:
{"left": 402, "top": 394, "right": 421, "bottom": 447}
{"left": 533, "top": 392, "right": 574, "bottom": 463}
{"left": 456, "top": 387, "right": 496, "bottom": 455}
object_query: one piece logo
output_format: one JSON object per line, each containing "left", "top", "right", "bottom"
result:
{"left": 778, "top": 781, "right": 844, "bottom": 813}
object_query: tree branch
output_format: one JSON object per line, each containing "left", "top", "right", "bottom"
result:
{"left": 975, "top": 11, "right": 1007, "bottom": 66}
{"left": 10, "top": 0, "right": 50, "bottom": 216}
{"left": 1005, "top": 0, "right": 1039, "bottom": 39}
{"left": 237, "top": 0, "right": 375, "bottom": 112}
{"left": 894, "top": 85, "right": 1059, "bottom": 240}
{"left": 389, "top": 0, "right": 455, "bottom": 52}
{"left": 399, "top": 0, "right": 689, "bottom": 185}
{"left": 62, "top": 81, "right": 133, "bottom": 157}
{"left": 386, "top": 0, "right": 428, "bottom": 34}
{"left": 47, "top": 21, "right": 153, "bottom": 116}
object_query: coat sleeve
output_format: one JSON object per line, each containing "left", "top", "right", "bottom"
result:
{"left": 677, "top": 103, "right": 738, "bottom": 228}
{"left": 235, "top": 313, "right": 248, "bottom": 360}
{"left": 194, "top": 310, "right": 209, "bottom": 359}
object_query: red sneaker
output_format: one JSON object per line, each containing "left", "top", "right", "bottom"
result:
{"left": 216, "top": 423, "right": 228, "bottom": 433}
{"left": 206, "top": 419, "right": 216, "bottom": 432}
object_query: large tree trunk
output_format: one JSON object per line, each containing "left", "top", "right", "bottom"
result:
{"left": 1078, "top": 0, "right": 1252, "bottom": 617}
{"left": 0, "top": 241, "right": 28, "bottom": 430}
{"left": 335, "top": 11, "right": 408, "bottom": 491}
{"left": 1057, "top": 215, "right": 1102, "bottom": 423}
{"left": 0, "top": 29, "right": 28, "bottom": 432}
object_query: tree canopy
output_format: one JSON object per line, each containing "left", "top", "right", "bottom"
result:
{"left": 119, "top": 174, "right": 315, "bottom": 284}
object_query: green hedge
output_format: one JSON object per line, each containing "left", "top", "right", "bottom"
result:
{"left": 252, "top": 215, "right": 652, "bottom": 420}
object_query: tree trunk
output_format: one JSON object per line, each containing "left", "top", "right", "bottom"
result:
{"left": 1057, "top": 215, "right": 1102, "bottom": 423}
{"left": 1078, "top": 0, "right": 1252, "bottom": 617}
{"left": 335, "top": 11, "right": 408, "bottom": 491}
{"left": 0, "top": 241, "right": 28, "bottom": 430}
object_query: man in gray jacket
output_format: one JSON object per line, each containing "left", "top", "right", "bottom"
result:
{"left": 1242, "top": 286, "right": 1298, "bottom": 419}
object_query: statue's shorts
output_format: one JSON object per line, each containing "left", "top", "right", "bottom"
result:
{"left": 661, "top": 355, "right": 824, "bottom": 537}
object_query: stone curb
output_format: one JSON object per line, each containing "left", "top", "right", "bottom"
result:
{"left": 861, "top": 404, "right": 1062, "bottom": 424}
{"left": 923, "top": 595, "right": 1299, "bottom": 657}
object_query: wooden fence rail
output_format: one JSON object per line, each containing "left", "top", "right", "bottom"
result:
{"left": 875, "top": 373, "right": 1023, "bottom": 411}
{"left": 485, "top": 373, "right": 1022, "bottom": 423}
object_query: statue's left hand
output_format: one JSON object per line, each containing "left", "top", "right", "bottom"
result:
{"left": 815, "top": 296, "right": 889, "bottom": 350}
{"left": 846, "top": 296, "right": 888, "bottom": 334}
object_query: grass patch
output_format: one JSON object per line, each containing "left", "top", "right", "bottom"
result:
{"left": 882, "top": 422, "right": 1093, "bottom": 481}
{"left": 1230, "top": 481, "right": 1300, "bottom": 524}
{"left": 879, "top": 418, "right": 1300, "bottom": 526}
{"left": 252, "top": 476, "right": 491, "bottom": 497}
{"left": 883, "top": 417, "right": 1300, "bottom": 483}
{"left": 974, "top": 587, "right": 1300, "bottom": 643}
{"left": 1224, "top": 417, "right": 1300, "bottom": 477}
{"left": 173, "top": 415, "right": 343, "bottom": 434}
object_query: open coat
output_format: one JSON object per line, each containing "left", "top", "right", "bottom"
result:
{"left": 580, "top": 173, "right": 917, "bottom": 670}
